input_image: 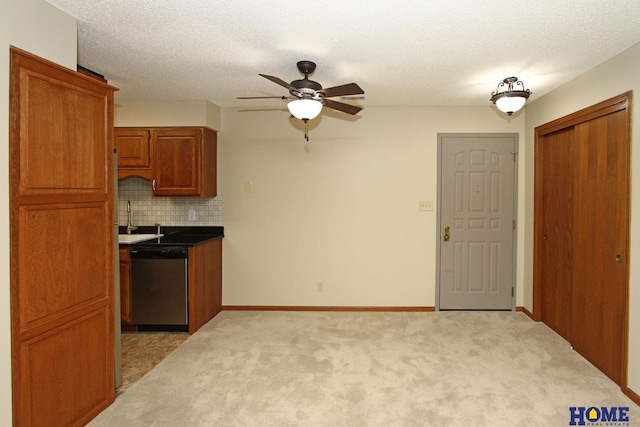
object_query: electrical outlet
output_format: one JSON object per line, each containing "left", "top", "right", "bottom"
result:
{"left": 188, "top": 209, "right": 196, "bottom": 221}
{"left": 317, "top": 282, "right": 324, "bottom": 292}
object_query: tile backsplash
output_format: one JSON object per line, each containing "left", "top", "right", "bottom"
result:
{"left": 117, "top": 176, "right": 223, "bottom": 227}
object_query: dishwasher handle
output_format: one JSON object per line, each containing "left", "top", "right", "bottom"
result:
{"left": 130, "top": 246, "right": 188, "bottom": 259}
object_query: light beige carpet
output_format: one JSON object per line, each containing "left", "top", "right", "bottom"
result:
{"left": 90, "top": 311, "right": 638, "bottom": 426}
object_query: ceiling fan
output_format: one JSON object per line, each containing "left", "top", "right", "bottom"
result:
{"left": 238, "top": 60, "right": 365, "bottom": 123}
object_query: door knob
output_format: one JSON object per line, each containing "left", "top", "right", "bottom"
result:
{"left": 443, "top": 225, "right": 450, "bottom": 242}
{"left": 616, "top": 254, "right": 623, "bottom": 263}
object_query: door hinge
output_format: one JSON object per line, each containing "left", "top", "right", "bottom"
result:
{"left": 513, "top": 219, "right": 516, "bottom": 230}
{"left": 512, "top": 151, "right": 518, "bottom": 162}
{"left": 512, "top": 288, "right": 514, "bottom": 297}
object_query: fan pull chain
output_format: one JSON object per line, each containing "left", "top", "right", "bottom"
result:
{"left": 303, "top": 118, "right": 310, "bottom": 142}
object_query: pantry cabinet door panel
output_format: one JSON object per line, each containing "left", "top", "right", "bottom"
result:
{"left": 17, "top": 310, "right": 111, "bottom": 427}
{"left": 15, "top": 67, "right": 108, "bottom": 197}
{"left": 18, "top": 204, "right": 109, "bottom": 331}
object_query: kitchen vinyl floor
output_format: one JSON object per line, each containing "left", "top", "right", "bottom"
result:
{"left": 117, "top": 332, "right": 189, "bottom": 395}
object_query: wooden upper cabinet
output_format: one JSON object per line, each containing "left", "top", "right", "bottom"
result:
{"left": 115, "top": 128, "right": 152, "bottom": 179}
{"left": 152, "top": 127, "right": 217, "bottom": 197}
{"left": 115, "top": 126, "right": 217, "bottom": 197}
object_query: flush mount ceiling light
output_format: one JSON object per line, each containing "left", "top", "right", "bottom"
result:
{"left": 287, "top": 98, "right": 323, "bottom": 121}
{"left": 490, "top": 77, "right": 532, "bottom": 116}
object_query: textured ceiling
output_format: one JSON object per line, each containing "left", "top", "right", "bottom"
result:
{"left": 45, "top": 0, "right": 640, "bottom": 111}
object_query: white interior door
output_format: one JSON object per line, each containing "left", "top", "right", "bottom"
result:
{"left": 438, "top": 134, "right": 517, "bottom": 310}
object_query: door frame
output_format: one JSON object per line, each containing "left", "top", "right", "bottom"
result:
{"left": 435, "top": 133, "right": 519, "bottom": 311}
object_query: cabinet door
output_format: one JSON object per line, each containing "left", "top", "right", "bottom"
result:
{"left": 152, "top": 128, "right": 203, "bottom": 196}
{"left": 115, "top": 128, "right": 150, "bottom": 168}
{"left": 188, "top": 238, "right": 222, "bottom": 334}
{"left": 119, "top": 248, "right": 133, "bottom": 325}
{"left": 115, "top": 128, "right": 154, "bottom": 180}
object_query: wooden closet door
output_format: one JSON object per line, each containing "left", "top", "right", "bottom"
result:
{"left": 534, "top": 93, "right": 630, "bottom": 389}
{"left": 537, "top": 127, "right": 574, "bottom": 342}
{"left": 571, "top": 108, "right": 630, "bottom": 386}
{"left": 10, "top": 48, "right": 117, "bottom": 426}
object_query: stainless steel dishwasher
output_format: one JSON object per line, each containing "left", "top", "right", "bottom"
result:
{"left": 130, "top": 246, "right": 188, "bottom": 328}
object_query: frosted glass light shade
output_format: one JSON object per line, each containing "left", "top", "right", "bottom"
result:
{"left": 288, "top": 99, "right": 323, "bottom": 120}
{"left": 494, "top": 95, "right": 527, "bottom": 115}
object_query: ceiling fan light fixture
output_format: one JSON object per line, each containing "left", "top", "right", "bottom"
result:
{"left": 287, "top": 99, "right": 323, "bottom": 121}
{"left": 490, "top": 77, "right": 531, "bottom": 116}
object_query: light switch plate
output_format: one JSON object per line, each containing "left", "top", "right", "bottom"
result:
{"left": 419, "top": 200, "right": 434, "bottom": 211}
{"left": 244, "top": 181, "right": 253, "bottom": 193}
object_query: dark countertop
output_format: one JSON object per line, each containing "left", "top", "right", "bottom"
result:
{"left": 119, "top": 226, "right": 224, "bottom": 247}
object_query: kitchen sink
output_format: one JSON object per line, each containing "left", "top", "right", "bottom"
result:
{"left": 118, "top": 234, "right": 163, "bottom": 244}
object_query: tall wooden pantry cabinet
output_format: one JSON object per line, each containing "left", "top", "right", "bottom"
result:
{"left": 10, "top": 47, "right": 117, "bottom": 426}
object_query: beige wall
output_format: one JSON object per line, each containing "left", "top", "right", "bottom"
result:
{"left": 114, "top": 99, "right": 220, "bottom": 130}
{"left": 0, "top": 1, "right": 77, "bottom": 425}
{"left": 218, "top": 106, "right": 525, "bottom": 306}
{"left": 524, "top": 41, "right": 640, "bottom": 396}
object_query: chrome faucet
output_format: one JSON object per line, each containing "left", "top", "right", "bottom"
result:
{"left": 154, "top": 222, "right": 161, "bottom": 235}
{"left": 126, "top": 200, "right": 138, "bottom": 234}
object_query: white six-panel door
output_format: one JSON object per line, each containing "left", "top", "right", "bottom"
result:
{"left": 438, "top": 134, "right": 517, "bottom": 310}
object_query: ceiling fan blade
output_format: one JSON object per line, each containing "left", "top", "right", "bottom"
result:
{"left": 259, "top": 74, "right": 295, "bottom": 91}
{"left": 323, "top": 99, "right": 362, "bottom": 115}
{"left": 237, "top": 96, "right": 289, "bottom": 99}
{"left": 320, "top": 83, "right": 364, "bottom": 98}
